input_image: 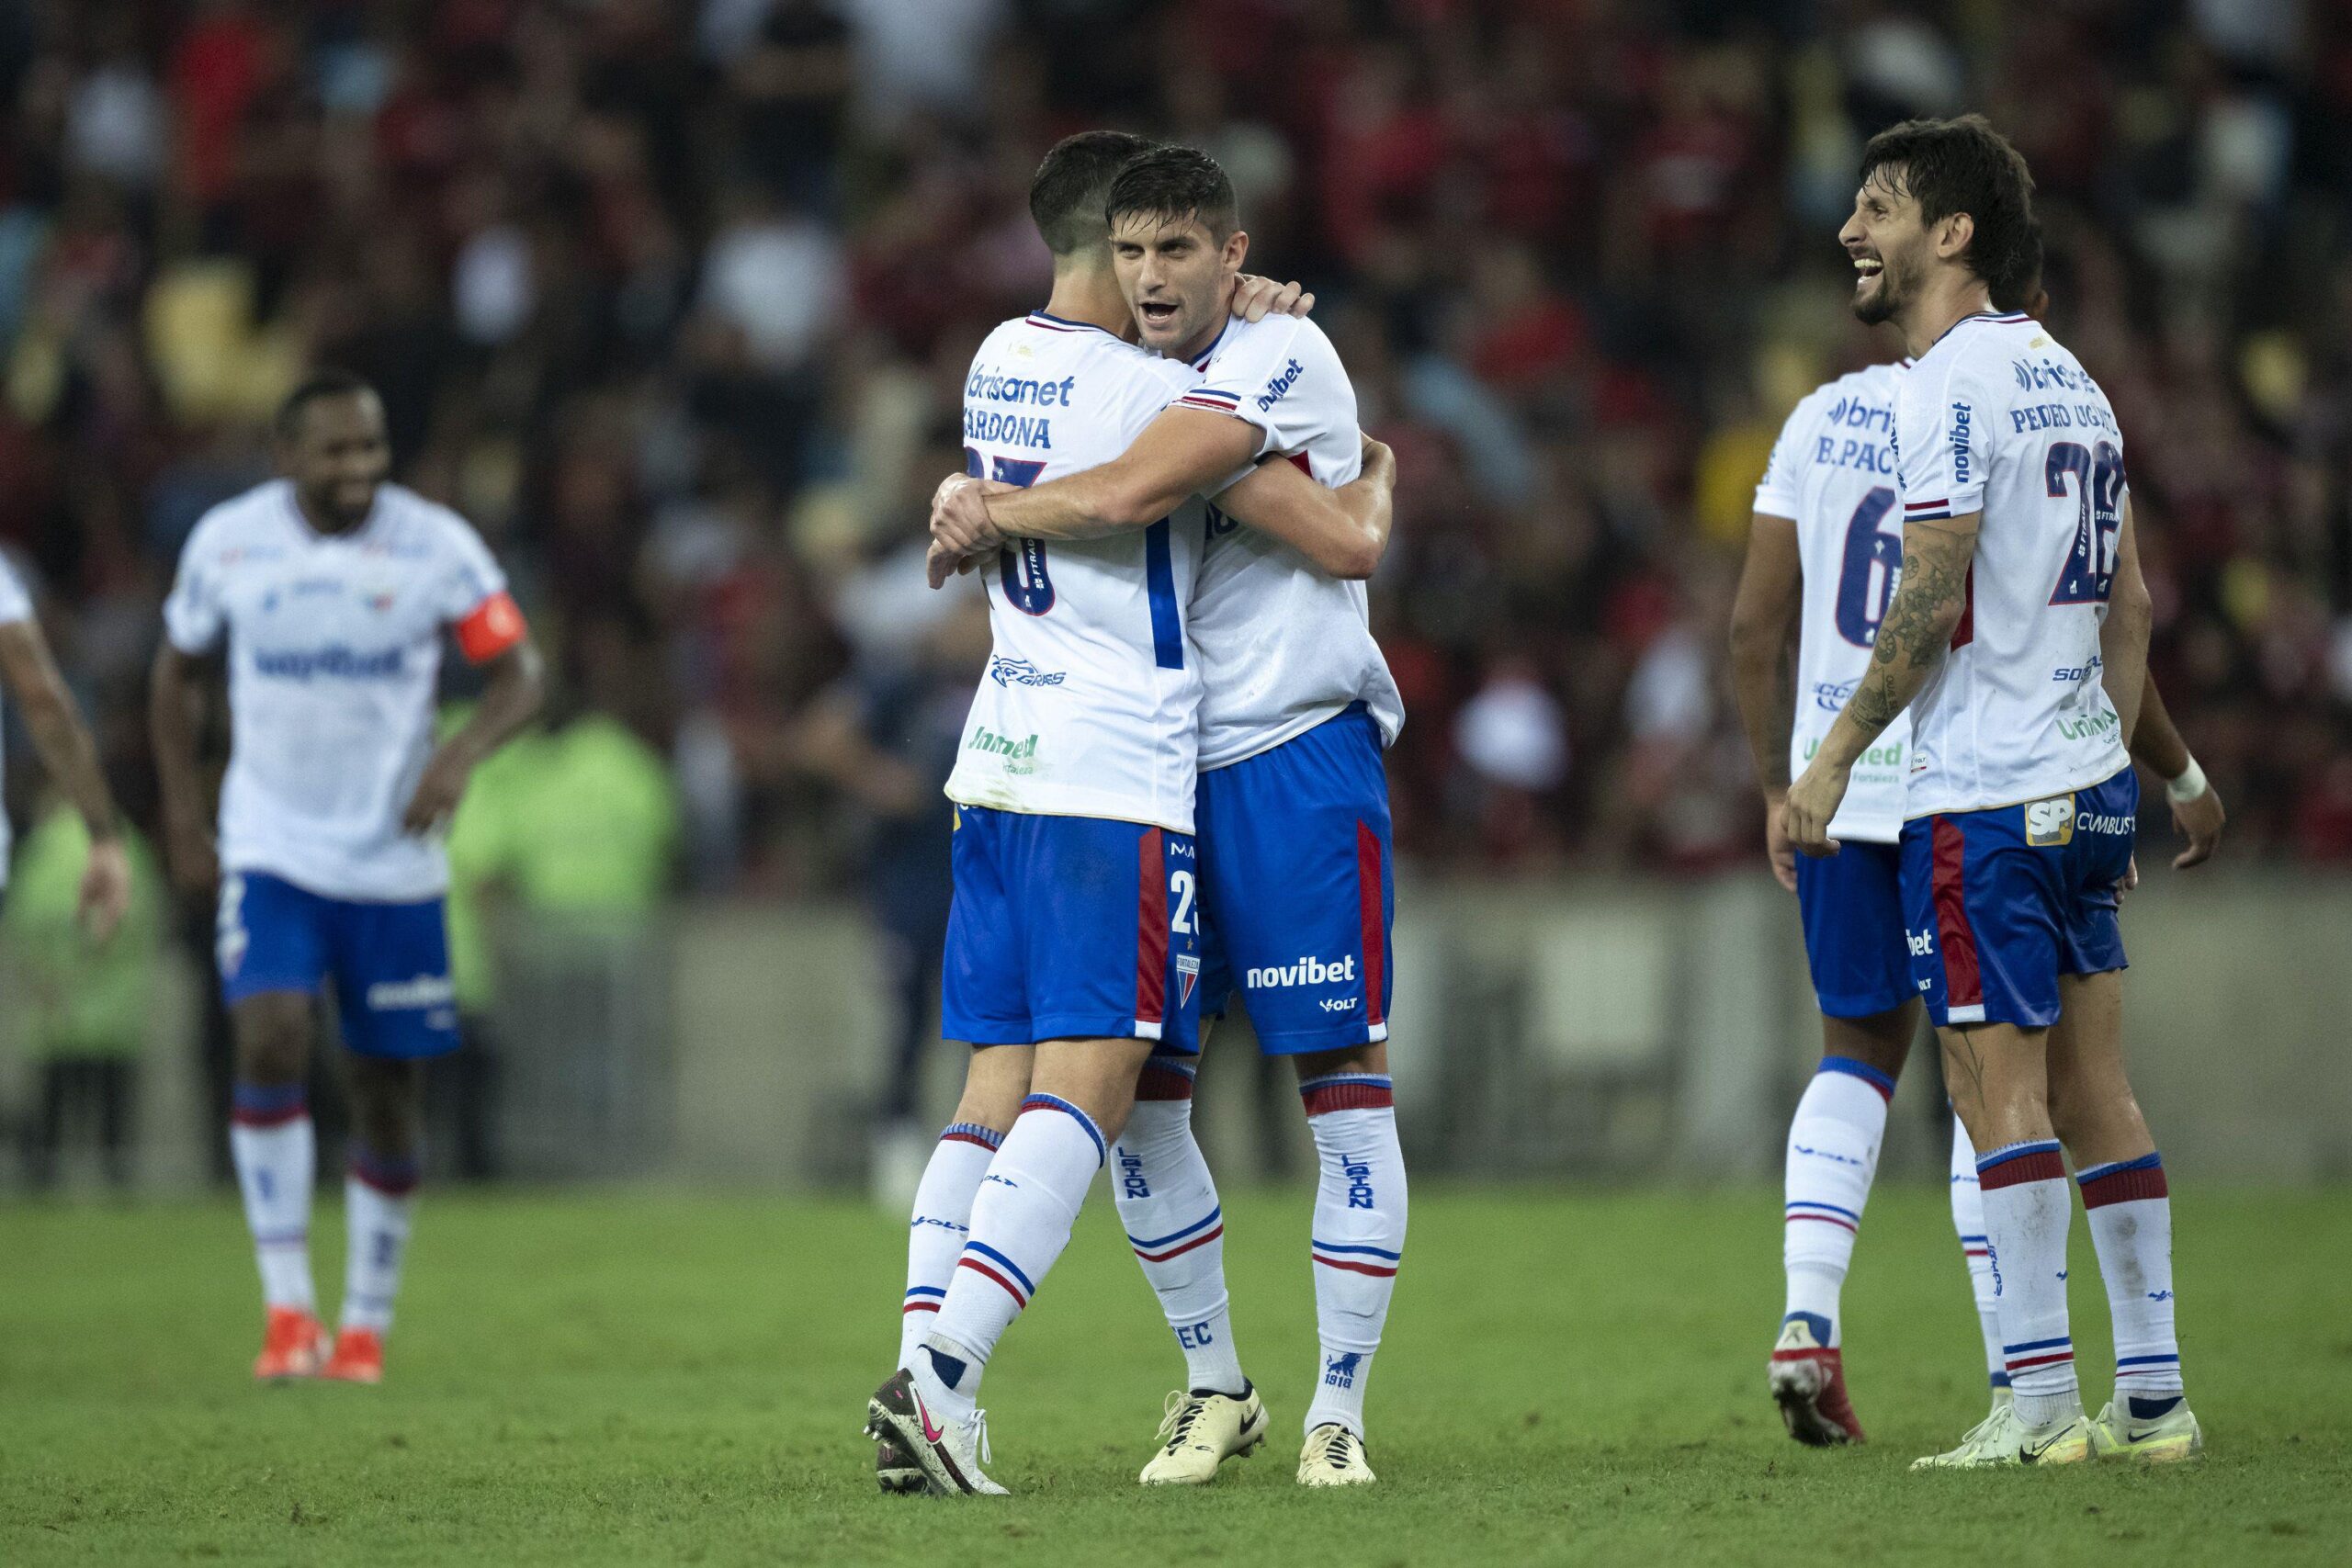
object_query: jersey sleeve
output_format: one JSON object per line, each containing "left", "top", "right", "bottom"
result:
{"left": 433, "top": 516, "right": 527, "bottom": 663}
{"left": 1175, "top": 316, "right": 1356, "bottom": 464}
{"left": 162, "top": 517, "right": 227, "bottom": 654}
{"left": 1894, "top": 348, "right": 1996, "bottom": 525}
{"left": 1751, "top": 394, "right": 1815, "bottom": 520}
{"left": 0, "top": 555, "right": 33, "bottom": 626}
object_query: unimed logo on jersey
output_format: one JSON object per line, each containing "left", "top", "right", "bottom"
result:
{"left": 2025, "top": 795, "right": 2075, "bottom": 847}
{"left": 967, "top": 726, "right": 1039, "bottom": 774}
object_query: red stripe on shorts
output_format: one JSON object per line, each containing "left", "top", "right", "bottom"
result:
{"left": 1357, "top": 821, "right": 1385, "bottom": 1030}
{"left": 1136, "top": 828, "right": 1168, "bottom": 1031}
{"left": 1931, "top": 818, "right": 1984, "bottom": 1011}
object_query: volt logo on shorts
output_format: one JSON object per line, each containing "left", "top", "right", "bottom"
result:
{"left": 1245, "top": 954, "right": 1356, "bottom": 989}
{"left": 2025, "top": 795, "right": 2075, "bottom": 846}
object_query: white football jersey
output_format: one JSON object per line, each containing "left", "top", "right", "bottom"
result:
{"left": 1174, "top": 313, "right": 1405, "bottom": 771}
{"left": 1754, "top": 360, "right": 1912, "bottom": 843}
{"left": 164, "top": 480, "right": 522, "bottom": 901}
{"left": 0, "top": 553, "right": 33, "bottom": 880}
{"left": 944, "top": 312, "right": 1210, "bottom": 833}
{"left": 1893, "top": 311, "right": 2131, "bottom": 817}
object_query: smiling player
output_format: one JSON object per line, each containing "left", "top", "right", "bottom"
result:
{"left": 1784, "top": 117, "right": 2201, "bottom": 1468}
{"left": 153, "top": 372, "right": 544, "bottom": 1384}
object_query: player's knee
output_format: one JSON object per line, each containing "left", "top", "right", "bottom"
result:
{"left": 346, "top": 1058, "right": 424, "bottom": 1156}
{"left": 232, "top": 999, "right": 311, "bottom": 1084}
{"left": 1293, "top": 1041, "right": 1387, "bottom": 1087}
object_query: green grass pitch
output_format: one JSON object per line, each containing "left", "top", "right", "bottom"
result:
{"left": 2, "top": 1186, "right": 2346, "bottom": 1565}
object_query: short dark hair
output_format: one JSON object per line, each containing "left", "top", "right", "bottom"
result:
{"left": 1104, "top": 144, "right": 1238, "bottom": 244}
{"left": 275, "top": 369, "right": 377, "bottom": 442}
{"left": 1989, "top": 217, "right": 2043, "bottom": 314}
{"left": 1029, "top": 130, "right": 1157, "bottom": 256}
{"left": 1859, "top": 115, "right": 2035, "bottom": 294}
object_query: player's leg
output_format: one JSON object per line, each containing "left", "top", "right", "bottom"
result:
{"left": 318, "top": 891, "right": 459, "bottom": 1383}
{"left": 1900, "top": 808, "right": 2090, "bottom": 1467}
{"left": 1768, "top": 838, "right": 1914, "bottom": 1442}
{"left": 874, "top": 812, "right": 1198, "bottom": 1495}
{"left": 2051, "top": 974, "right": 2199, "bottom": 1460}
{"left": 1771, "top": 1002, "right": 1910, "bottom": 1445}
{"left": 1118, "top": 1020, "right": 1266, "bottom": 1485}
{"left": 1293, "top": 1038, "right": 1404, "bottom": 1485}
{"left": 899, "top": 1043, "right": 1033, "bottom": 1370}
{"left": 219, "top": 873, "right": 333, "bottom": 1378}
{"left": 1947, "top": 1112, "right": 2012, "bottom": 1413}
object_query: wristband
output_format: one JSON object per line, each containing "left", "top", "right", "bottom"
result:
{"left": 2165, "top": 757, "right": 2208, "bottom": 805}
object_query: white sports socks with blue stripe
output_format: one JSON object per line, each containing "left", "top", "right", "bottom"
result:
{"left": 1975, "top": 1139, "right": 2079, "bottom": 1426}
{"left": 2080, "top": 1153, "right": 2186, "bottom": 1410}
{"left": 899, "top": 1122, "right": 1001, "bottom": 1370}
{"left": 919, "top": 1094, "right": 1108, "bottom": 1422}
{"left": 1948, "top": 1114, "right": 2010, "bottom": 1394}
{"left": 1113, "top": 1057, "right": 1246, "bottom": 1396}
{"left": 1300, "top": 1071, "right": 1406, "bottom": 1439}
{"left": 1781, "top": 1056, "right": 1891, "bottom": 1347}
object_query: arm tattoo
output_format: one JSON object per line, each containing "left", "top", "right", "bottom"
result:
{"left": 1845, "top": 518, "right": 1974, "bottom": 739}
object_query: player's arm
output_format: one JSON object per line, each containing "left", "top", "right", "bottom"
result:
{"left": 2128, "top": 676, "right": 2223, "bottom": 869}
{"left": 0, "top": 618, "right": 130, "bottom": 938}
{"left": 966, "top": 405, "right": 1262, "bottom": 542}
{"left": 2098, "top": 499, "right": 2153, "bottom": 749}
{"left": 149, "top": 641, "right": 220, "bottom": 897}
{"left": 1726, "top": 511, "right": 1803, "bottom": 891}
{"left": 1784, "top": 510, "right": 1980, "bottom": 855}
{"left": 1211, "top": 434, "right": 1396, "bottom": 580}
{"left": 402, "top": 592, "right": 545, "bottom": 833}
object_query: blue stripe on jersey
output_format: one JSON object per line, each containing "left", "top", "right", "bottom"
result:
{"left": 1145, "top": 518, "right": 1182, "bottom": 670}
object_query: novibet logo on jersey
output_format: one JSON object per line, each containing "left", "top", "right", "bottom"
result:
{"left": 1247, "top": 954, "right": 1356, "bottom": 989}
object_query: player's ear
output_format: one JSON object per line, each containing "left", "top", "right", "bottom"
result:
{"left": 1224, "top": 228, "right": 1250, "bottom": 273}
{"left": 1938, "top": 211, "right": 1975, "bottom": 265}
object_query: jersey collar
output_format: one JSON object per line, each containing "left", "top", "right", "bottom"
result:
{"left": 1025, "top": 310, "right": 1122, "bottom": 338}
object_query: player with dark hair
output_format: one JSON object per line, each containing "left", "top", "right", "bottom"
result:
{"left": 929, "top": 141, "right": 1406, "bottom": 1487}
{"left": 863, "top": 131, "right": 1396, "bottom": 1497}
{"left": 1733, "top": 215, "right": 2223, "bottom": 1450}
{"left": 153, "top": 373, "right": 544, "bottom": 1384}
{"left": 1784, "top": 117, "right": 2202, "bottom": 1467}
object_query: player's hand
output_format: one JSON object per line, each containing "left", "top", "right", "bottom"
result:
{"left": 930, "top": 474, "right": 1004, "bottom": 560}
{"left": 2166, "top": 782, "right": 2225, "bottom": 870}
{"left": 164, "top": 814, "right": 219, "bottom": 898}
{"left": 76, "top": 834, "right": 132, "bottom": 943}
{"left": 1359, "top": 434, "right": 1395, "bottom": 482}
{"left": 1781, "top": 761, "right": 1848, "bottom": 858}
{"left": 2118, "top": 854, "right": 2140, "bottom": 899}
{"left": 1762, "top": 789, "right": 1798, "bottom": 892}
{"left": 401, "top": 748, "right": 473, "bottom": 835}
{"left": 926, "top": 537, "right": 980, "bottom": 590}
{"left": 1231, "top": 274, "right": 1315, "bottom": 321}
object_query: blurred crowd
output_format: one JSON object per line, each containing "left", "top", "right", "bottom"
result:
{"left": 7, "top": 0, "right": 2352, "bottom": 892}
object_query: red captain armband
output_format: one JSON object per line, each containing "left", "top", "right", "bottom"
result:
{"left": 454, "top": 591, "right": 527, "bottom": 663}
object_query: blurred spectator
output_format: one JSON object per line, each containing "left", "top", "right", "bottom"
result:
{"left": 1, "top": 0, "right": 2349, "bottom": 882}
{"left": 6, "top": 800, "right": 163, "bottom": 1190}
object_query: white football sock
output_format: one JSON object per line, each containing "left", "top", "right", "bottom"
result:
{"left": 899, "top": 1122, "right": 1001, "bottom": 1369}
{"left": 1113, "top": 1062, "right": 1244, "bottom": 1395}
{"left": 342, "top": 1146, "right": 419, "bottom": 1334}
{"left": 1949, "top": 1112, "right": 2008, "bottom": 1393}
{"left": 2078, "top": 1153, "right": 2185, "bottom": 1405}
{"left": 230, "top": 1083, "right": 316, "bottom": 1312}
{"left": 922, "top": 1094, "right": 1108, "bottom": 1421}
{"left": 1301, "top": 1071, "right": 1406, "bottom": 1438}
{"left": 1976, "top": 1140, "right": 2079, "bottom": 1426}
{"left": 1781, "top": 1056, "right": 1891, "bottom": 1347}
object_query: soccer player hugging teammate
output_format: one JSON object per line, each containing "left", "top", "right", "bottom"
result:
{"left": 1731, "top": 222, "right": 2225, "bottom": 1448}
{"left": 1783, "top": 117, "right": 2202, "bottom": 1467}
{"left": 932, "top": 144, "right": 1408, "bottom": 1489}
{"left": 152, "top": 373, "right": 544, "bottom": 1384}
{"left": 864, "top": 134, "right": 1395, "bottom": 1498}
